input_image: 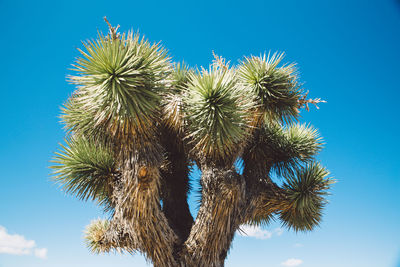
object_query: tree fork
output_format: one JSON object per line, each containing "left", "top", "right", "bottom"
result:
{"left": 181, "top": 166, "right": 245, "bottom": 266}
{"left": 159, "top": 126, "right": 194, "bottom": 246}
{"left": 242, "top": 162, "right": 286, "bottom": 224}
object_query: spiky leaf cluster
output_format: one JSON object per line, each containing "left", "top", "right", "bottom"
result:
{"left": 271, "top": 123, "right": 323, "bottom": 176}
{"left": 183, "top": 66, "right": 254, "bottom": 162}
{"left": 162, "top": 63, "right": 193, "bottom": 132}
{"left": 279, "top": 163, "right": 333, "bottom": 231}
{"left": 238, "top": 53, "right": 301, "bottom": 123}
{"left": 64, "top": 31, "right": 170, "bottom": 141}
{"left": 84, "top": 219, "right": 111, "bottom": 253}
{"left": 169, "top": 62, "right": 192, "bottom": 93}
{"left": 51, "top": 136, "right": 116, "bottom": 208}
{"left": 245, "top": 122, "right": 323, "bottom": 175}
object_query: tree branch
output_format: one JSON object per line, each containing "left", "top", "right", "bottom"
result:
{"left": 103, "top": 16, "right": 120, "bottom": 40}
{"left": 111, "top": 147, "right": 179, "bottom": 266}
{"left": 242, "top": 180, "right": 287, "bottom": 225}
{"left": 212, "top": 51, "right": 229, "bottom": 70}
{"left": 182, "top": 166, "right": 245, "bottom": 266}
{"left": 241, "top": 159, "right": 286, "bottom": 225}
{"left": 242, "top": 160, "right": 332, "bottom": 231}
{"left": 297, "top": 90, "right": 326, "bottom": 111}
{"left": 85, "top": 218, "right": 140, "bottom": 254}
{"left": 159, "top": 126, "right": 194, "bottom": 245}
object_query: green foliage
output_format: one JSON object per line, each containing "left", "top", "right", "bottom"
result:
{"left": 183, "top": 66, "right": 254, "bottom": 162}
{"left": 84, "top": 219, "right": 111, "bottom": 253}
{"left": 51, "top": 136, "right": 116, "bottom": 208}
{"left": 279, "top": 162, "right": 334, "bottom": 231}
{"left": 61, "top": 95, "right": 97, "bottom": 137}
{"left": 51, "top": 25, "right": 332, "bottom": 258}
{"left": 245, "top": 122, "right": 323, "bottom": 176}
{"left": 161, "top": 63, "right": 193, "bottom": 132}
{"left": 238, "top": 52, "right": 301, "bottom": 123}
{"left": 169, "top": 62, "right": 193, "bottom": 93}
{"left": 272, "top": 123, "right": 323, "bottom": 176}
{"left": 65, "top": 31, "right": 170, "bottom": 140}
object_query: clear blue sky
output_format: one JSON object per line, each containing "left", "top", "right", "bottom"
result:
{"left": 0, "top": 0, "right": 399, "bottom": 266}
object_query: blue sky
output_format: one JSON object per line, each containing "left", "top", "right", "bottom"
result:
{"left": 0, "top": 0, "right": 399, "bottom": 266}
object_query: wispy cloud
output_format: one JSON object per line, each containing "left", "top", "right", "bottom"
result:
{"left": 294, "top": 243, "right": 304, "bottom": 248}
{"left": 281, "top": 258, "right": 303, "bottom": 266}
{"left": 34, "top": 248, "right": 48, "bottom": 259}
{"left": 237, "top": 225, "right": 283, "bottom": 240}
{"left": 274, "top": 227, "right": 283, "bottom": 236}
{"left": 0, "top": 226, "right": 47, "bottom": 259}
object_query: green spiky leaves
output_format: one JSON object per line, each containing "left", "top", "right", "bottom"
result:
{"left": 184, "top": 66, "right": 254, "bottom": 162}
{"left": 51, "top": 136, "right": 117, "bottom": 208}
{"left": 169, "top": 62, "right": 193, "bottom": 93}
{"left": 84, "top": 219, "right": 111, "bottom": 253}
{"left": 238, "top": 52, "right": 301, "bottom": 123}
{"left": 65, "top": 31, "right": 170, "bottom": 141}
{"left": 245, "top": 122, "right": 323, "bottom": 176}
{"left": 162, "top": 63, "right": 193, "bottom": 133}
{"left": 279, "top": 163, "right": 334, "bottom": 231}
{"left": 272, "top": 123, "right": 323, "bottom": 176}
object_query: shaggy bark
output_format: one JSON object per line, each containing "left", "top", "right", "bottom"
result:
{"left": 159, "top": 127, "right": 194, "bottom": 245}
{"left": 100, "top": 149, "right": 290, "bottom": 266}
{"left": 112, "top": 148, "right": 179, "bottom": 266}
{"left": 93, "top": 130, "right": 296, "bottom": 266}
{"left": 181, "top": 166, "right": 245, "bottom": 267}
{"left": 242, "top": 160, "right": 287, "bottom": 224}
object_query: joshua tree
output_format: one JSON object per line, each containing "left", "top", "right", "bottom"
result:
{"left": 52, "top": 19, "right": 333, "bottom": 267}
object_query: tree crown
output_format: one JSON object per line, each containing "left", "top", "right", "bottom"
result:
{"left": 51, "top": 19, "right": 333, "bottom": 266}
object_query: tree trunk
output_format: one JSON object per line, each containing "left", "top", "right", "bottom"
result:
{"left": 101, "top": 147, "right": 286, "bottom": 266}
{"left": 180, "top": 166, "right": 245, "bottom": 267}
{"left": 159, "top": 126, "right": 194, "bottom": 244}
{"left": 112, "top": 149, "right": 180, "bottom": 266}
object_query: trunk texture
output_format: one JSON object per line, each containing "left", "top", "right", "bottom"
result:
{"left": 102, "top": 148, "right": 284, "bottom": 266}
{"left": 160, "top": 127, "right": 194, "bottom": 245}
{"left": 112, "top": 150, "right": 179, "bottom": 266}
{"left": 180, "top": 166, "right": 245, "bottom": 267}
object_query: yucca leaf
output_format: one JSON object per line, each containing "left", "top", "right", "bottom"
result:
{"left": 161, "top": 63, "right": 193, "bottom": 132}
{"left": 65, "top": 31, "right": 171, "bottom": 141}
{"left": 84, "top": 219, "right": 111, "bottom": 253}
{"left": 238, "top": 52, "right": 301, "bottom": 124}
{"left": 51, "top": 136, "right": 116, "bottom": 209}
{"left": 279, "top": 162, "right": 334, "bottom": 231}
{"left": 244, "top": 122, "right": 323, "bottom": 176}
{"left": 183, "top": 65, "right": 254, "bottom": 162}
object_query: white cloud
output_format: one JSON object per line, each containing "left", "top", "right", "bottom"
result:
{"left": 0, "top": 226, "right": 47, "bottom": 259}
{"left": 237, "top": 225, "right": 272, "bottom": 239}
{"left": 281, "top": 258, "right": 303, "bottom": 266}
{"left": 294, "top": 243, "right": 304, "bottom": 248}
{"left": 237, "top": 225, "right": 284, "bottom": 240}
{"left": 274, "top": 227, "right": 284, "bottom": 236}
{"left": 0, "top": 226, "right": 35, "bottom": 255}
{"left": 34, "top": 248, "right": 48, "bottom": 259}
